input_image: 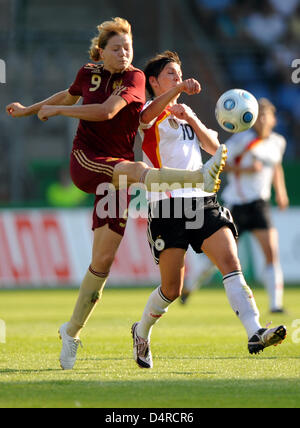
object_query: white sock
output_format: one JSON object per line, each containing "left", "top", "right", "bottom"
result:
{"left": 223, "top": 271, "right": 261, "bottom": 339}
{"left": 264, "top": 263, "right": 284, "bottom": 311}
{"left": 137, "top": 286, "right": 172, "bottom": 341}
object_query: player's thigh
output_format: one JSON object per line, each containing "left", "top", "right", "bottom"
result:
{"left": 91, "top": 224, "right": 123, "bottom": 273}
{"left": 201, "top": 226, "right": 241, "bottom": 276}
{"left": 71, "top": 150, "right": 118, "bottom": 193}
{"left": 252, "top": 227, "right": 279, "bottom": 264}
{"left": 159, "top": 248, "right": 186, "bottom": 301}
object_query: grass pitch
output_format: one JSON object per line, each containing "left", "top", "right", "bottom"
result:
{"left": 0, "top": 286, "right": 299, "bottom": 408}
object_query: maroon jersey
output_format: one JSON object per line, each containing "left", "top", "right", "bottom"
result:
{"left": 69, "top": 63, "right": 146, "bottom": 161}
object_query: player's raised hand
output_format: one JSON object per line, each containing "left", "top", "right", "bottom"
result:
{"left": 181, "top": 78, "right": 201, "bottom": 95}
{"left": 168, "top": 103, "right": 195, "bottom": 121}
{"left": 6, "top": 102, "right": 29, "bottom": 118}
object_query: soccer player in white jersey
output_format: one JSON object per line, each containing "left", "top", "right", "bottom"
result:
{"left": 181, "top": 99, "right": 289, "bottom": 313}
{"left": 222, "top": 98, "right": 289, "bottom": 312}
{"left": 131, "top": 51, "right": 286, "bottom": 369}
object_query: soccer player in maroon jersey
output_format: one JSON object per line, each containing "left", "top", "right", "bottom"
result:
{"left": 6, "top": 17, "right": 226, "bottom": 370}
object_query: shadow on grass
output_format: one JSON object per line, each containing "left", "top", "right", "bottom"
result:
{"left": 80, "top": 355, "right": 300, "bottom": 361}
{"left": 0, "top": 368, "right": 62, "bottom": 374}
{"left": 0, "top": 377, "right": 299, "bottom": 408}
{"left": 1, "top": 354, "right": 299, "bottom": 376}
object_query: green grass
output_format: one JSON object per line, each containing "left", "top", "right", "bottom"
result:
{"left": 0, "top": 286, "right": 299, "bottom": 408}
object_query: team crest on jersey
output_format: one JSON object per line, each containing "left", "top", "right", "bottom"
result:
{"left": 113, "top": 79, "right": 123, "bottom": 90}
{"left": 112, "top": 79, "right": 127, "bottom": 96}
{"left": 168, "top": 118, "right": 179, "bottom": 129}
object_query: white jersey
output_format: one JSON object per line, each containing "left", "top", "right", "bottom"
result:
{"left": 222, "top": 129, "right": 286, "bottom": 206}
{"left": 139, "top": 100, "right": 214, "bottom": 202}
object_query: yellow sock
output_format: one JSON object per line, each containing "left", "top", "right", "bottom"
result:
{"left": 67, "top": 266, "right": 108, "bottom": 338}
{"left": 143, "top": 167, "right": 204, "bottom": 192}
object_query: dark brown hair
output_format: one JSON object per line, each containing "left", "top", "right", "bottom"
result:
{"left": 144, "top": 51, "right": 182, "bottom": 97}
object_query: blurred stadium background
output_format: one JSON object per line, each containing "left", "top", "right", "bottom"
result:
{"left": 0, "top": 0, "right": 299, "bottom": 289}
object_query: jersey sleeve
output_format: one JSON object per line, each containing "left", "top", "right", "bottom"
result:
{"left": 68, "top": 66, "right": 85, "bottom": 96}
{"left": 118, "top": 69, "right": 146, "bottom": 105}
{"left": 139, "top": 100, "right": 157, "bottom": 130}
{"left": 224, "top": 130, "right": 255, "bottom": 164}
{"left": 224, "top": 133, "right": 244, "bottom": 164}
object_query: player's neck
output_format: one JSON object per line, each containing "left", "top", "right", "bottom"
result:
{"left": 255, "top": 129, "right": 272, "bottom": 139}
{"left": 103, "top": 65, "right": 126, "bottom": 75}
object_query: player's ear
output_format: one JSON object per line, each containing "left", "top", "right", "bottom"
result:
{"left": 98, "top": 48, "right": 104, "bottom": 60}
{"left": 149, "top": 76, "right": 158, "bottom": 91}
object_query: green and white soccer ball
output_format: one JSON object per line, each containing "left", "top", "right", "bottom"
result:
{"left": 215, "top": 88, "right": 259, "bottom": 133}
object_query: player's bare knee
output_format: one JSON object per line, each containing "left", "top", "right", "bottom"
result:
{"left": 114, "top": 160, "right": 148, "bottom": 186}
{"left": 162, "top": 285, "right": 182, "bottom": 302}
{"left": 134, "top": 161, "right": 149, "bottom": 179}
{"left": 221, "top": 255, "right": 241, "bottom": 275}
{"left": 263, "top": 242, "right": 277, "bottom": 264}
{"left": 91, "top": 253, "right": 114, "bottom": 273}
{"left": 265, "top": 248, "right": 278, "bottom": 265}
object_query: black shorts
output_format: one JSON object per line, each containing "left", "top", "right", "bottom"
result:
{"left": 231, "top": 199, "right": 273, "bottom": 236}
{"left": 147, "top": 196, "right": 238, "bottom": 264}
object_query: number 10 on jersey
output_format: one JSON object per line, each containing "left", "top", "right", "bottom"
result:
{"left": 180, "top": 124, "right": 195, "bottom": 140}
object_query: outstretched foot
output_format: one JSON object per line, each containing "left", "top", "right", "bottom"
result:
{"left": 203, "top": 144, "right": 227, "bottom": 193}
{"left": 248, "top": 325, "right": 287, "bottom": 355}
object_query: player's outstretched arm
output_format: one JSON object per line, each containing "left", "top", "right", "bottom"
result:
{"left": 224, "top": 157, "right": 264, "bottom": 174}
{"left": 140, "top": 79, "right": 201, "bottom": 125}
{"left": 6, "top": 90, "right": 80, "bottom": 118}
{"left": 37, "top": 94, "right": 127, "bottom": 122}
{"left": 273, "top": 163, "right": 289, "bottom": 210}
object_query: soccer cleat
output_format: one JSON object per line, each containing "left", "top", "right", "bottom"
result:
{"left": 131, "top": 322, "right": 153, "bottom": 369}
{"left": 58, "top": 322, "right": 82, "bottom": 370}
{"left": 202, "top": 144, "right": 227, "bottom": 193}
{"left": 248, "top": 325, "right": 287, "bottom": 355}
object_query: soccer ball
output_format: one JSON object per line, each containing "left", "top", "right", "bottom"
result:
{"left": 215, "top": 89, "right": 259, "bottom": 133}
